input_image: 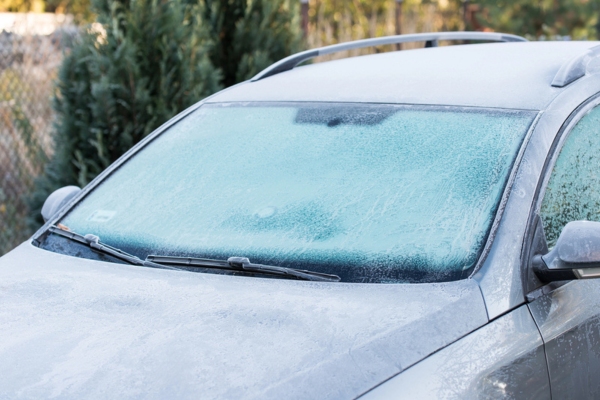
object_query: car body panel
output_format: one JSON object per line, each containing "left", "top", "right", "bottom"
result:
{"left": 528, "top": 280, "right": 600, "bottom": 399}
{"left": 207, "top": 42, "right": 598, "bottom": 110}
{"left": 0, "top": 242, "right": 487, "bottom": 399}
{"left": 360, "top": 305, "right": 550, "bottom": 399}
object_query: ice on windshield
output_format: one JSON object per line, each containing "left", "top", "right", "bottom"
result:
{"left": 59, "top": 103, "right": 535, "bottom": 283}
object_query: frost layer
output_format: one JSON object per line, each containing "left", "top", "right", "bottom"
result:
{"left": 60, "top": 103, "right": 535, "bottom": 282}
{"left": 542, "top": 106, "right": 600, "bottom": 247}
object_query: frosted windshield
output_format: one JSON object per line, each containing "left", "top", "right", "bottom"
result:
{"left": 59, "top": 103, "right": 535, "bottom": 283}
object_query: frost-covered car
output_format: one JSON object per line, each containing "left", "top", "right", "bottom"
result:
{"left": 3, "top": 32, "right": 600, "bottom": 399}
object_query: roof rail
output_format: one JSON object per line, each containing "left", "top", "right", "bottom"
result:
{"left": 251, "top": 31, "right": 527, "bottom": 82}
{"left": 551, "top": 45, "right": 600, "bottom": 88}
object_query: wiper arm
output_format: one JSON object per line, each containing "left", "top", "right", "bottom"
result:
{"left": 48, "top": 226, "right": 340, "bottom": 282}
{"left": 48, "top": 225, "right": 180, "bottom": 271}
{"left": 146, "top": 255, "right": 341, "bottom": 282}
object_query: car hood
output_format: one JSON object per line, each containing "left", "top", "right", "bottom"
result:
{"left": 0, "top": 243, "right": 488, "bottom": 399}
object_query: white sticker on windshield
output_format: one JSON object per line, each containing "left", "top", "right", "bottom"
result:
{"left": 88, "top": 210, "right": 116, "bottom": 223}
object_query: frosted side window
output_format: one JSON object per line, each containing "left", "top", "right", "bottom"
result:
{"left": 541, "top": 106, "right": 600, "bottom": 247}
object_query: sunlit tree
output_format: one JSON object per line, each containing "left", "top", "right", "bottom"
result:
{"left": 473, "top": 0, "right": 598, "bottom": 39}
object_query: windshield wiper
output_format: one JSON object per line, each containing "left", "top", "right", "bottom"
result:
{"left": 47, "top": 225, "right": 180, "bottom": 271}
{"left": 47, "top": 225, "right": 341, "bottom": 282}
{"left": 146, "top": 255, "right": 341, "bottom": 282}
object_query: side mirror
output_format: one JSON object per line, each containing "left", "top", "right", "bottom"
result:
{"left": 41, "top": 186, "right": 81, "bottom": 222}
{"left": 534, "top": 221, "right": 600, "bottom": 282}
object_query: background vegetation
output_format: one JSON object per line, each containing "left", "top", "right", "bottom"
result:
{"left": 2, "top": 0, "right": 598, "bottom": 39}
{"left": 476, "top": 0, "right": 599, "bottom": 39}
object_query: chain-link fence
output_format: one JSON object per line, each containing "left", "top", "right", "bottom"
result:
{"left": 0, "top": 13, "right": 75, "bottom": 255}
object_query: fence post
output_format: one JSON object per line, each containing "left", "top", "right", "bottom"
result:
{"left": 300, "top": 0, "right": 309, "bottom": 37}
{"left": 395, "top": 0, "right": 403, "bottom": 50}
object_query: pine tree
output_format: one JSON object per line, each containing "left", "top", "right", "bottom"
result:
{"left": 201, "top": 0, "right": 302, "bottom": 87}
{"left": 28, "top": 0, "right": 222, "bottom": 228}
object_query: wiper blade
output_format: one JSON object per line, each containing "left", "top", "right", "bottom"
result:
{"left": 146, "top": 255, "right": 341, "bottom": 282}
{"left": 48, "top": 225, "right": 340, "bottom": 282}
{"left": 48, "top": 225, "right": 180, "bottom": 271}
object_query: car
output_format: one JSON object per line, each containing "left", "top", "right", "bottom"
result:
{"left": 2, "top": 31, "right": 600, "bottom": 399}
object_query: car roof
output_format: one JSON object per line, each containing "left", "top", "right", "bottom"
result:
{"left": 208, "top": 41, "right": 600, "bottom": 110}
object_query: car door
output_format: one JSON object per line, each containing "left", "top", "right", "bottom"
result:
{"left": 527, "top": 101, "right": 600, "bottom": 399}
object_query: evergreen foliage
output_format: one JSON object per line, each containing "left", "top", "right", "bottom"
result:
{"left": 201, "top": 0, "right": 302, "bottom": 87}
{"left": 473, "top": 0, "right": 598, "bottom": 39}
{"left": 28, "top": 0, "right": 222, "bottom": 228}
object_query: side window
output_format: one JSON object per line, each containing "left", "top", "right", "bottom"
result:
{"left": 541, "top": 105, "right": 600, "bottom": 247}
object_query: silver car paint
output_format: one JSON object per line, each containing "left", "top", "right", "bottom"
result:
{"left": 0, "top": 242, "right": 487, "bottom": 399}
{"left": 528, "top": 279, "right": 600, "bottom": 398}
{"left": 360, "top": 305, "right": 550, "bottom": 399}
{"left": 207, "top": 42, "right": 598, "bottom": 110}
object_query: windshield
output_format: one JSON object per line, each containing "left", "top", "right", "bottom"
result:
{"left": 46, "top": 103, "right": 535, "bottom": 283}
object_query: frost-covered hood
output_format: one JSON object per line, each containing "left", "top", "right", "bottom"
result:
{"left": 0, "top": 243, "right": 487, "bottom": 399}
